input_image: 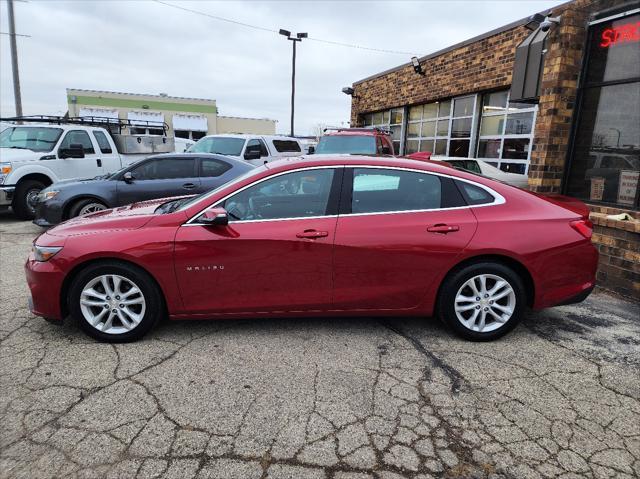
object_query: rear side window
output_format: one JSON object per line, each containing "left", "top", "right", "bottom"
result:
{"left": 272, "top": 140, "right": 301, "bottom": 153}
{"left": 131, "top": 158, "right": 196, "bottom": 180}
{"left": 456, "top": 180, "right": 495, "bottom": 205}
{"left": 351, "top": 168, "right": 441, "bottom": 214}
{"left": 59, "top": 130, "right": 95, "bottom": 154}
{"left": 92, "top": 131, "right": 112, "bottom": 154}
{"left": 200, "top": 158, "right": 232, "bottom": 177}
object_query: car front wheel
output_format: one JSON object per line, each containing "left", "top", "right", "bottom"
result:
{"left": 438, "top": 262, "right": 525, "bottom": 341}
{"left": 68, "top": 261, "right": 163, "bottom": 342}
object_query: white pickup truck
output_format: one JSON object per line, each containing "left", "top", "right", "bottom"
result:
{"left": 0, "top": 117, "right": 174, "bottom": 219}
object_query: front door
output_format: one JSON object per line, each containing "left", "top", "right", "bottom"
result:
{"left": 54, "top": 130, "right": 103, "bottom": 180}
{"left": 332, "top": 167, "right": 477, "bottom": 311}
{"left": 174, "top": 167, "right": 342, "bottom": 314}
{"left": 116, "top": 156, "right": 201, "bottom": 206}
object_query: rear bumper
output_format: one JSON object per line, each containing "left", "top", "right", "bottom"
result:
{"left": 554, "top": 284, "right": 595, "bottom": 306}
{"left": 0, "top": 185, "right": 15, "bottom": 207}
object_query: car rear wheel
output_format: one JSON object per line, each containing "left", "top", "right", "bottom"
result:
{"left": 438, "top": 262, "right": 525, "bottom": 341}
{"left": 69, "top": 198, "right": 107, "bottom": 218}
{"left": 68, "top": 261, "right": 163, "bottom": 342}
{"left": 13, "top": 179, "right": 46, "bottom": 220}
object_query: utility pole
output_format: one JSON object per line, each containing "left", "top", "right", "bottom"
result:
{"left": 7, "top": 0, "right": 23, "bottom": 117}
{"left": 279, "top": 29, "right": 307, "bottom": 137}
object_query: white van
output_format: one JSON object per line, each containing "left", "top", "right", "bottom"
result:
{"left": 188, "top": 134, "right": 303, "bottom": 166}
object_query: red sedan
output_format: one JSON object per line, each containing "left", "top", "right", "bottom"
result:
{"left": 25, "top": 156, "right": 598, "bottom": 342}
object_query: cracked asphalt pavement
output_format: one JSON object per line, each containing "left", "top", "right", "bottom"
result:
{"left": 1, "top": 213, "right": 639, "bottom": 479}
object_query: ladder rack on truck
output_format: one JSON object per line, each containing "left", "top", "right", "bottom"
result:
{"left": 0, "top": 115, "right": 174, "bottom": 155}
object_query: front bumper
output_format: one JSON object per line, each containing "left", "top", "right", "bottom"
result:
{"left": 25, "top": 254, "right": 66, "bottom": 321}
{"left": 0, "top": 185, "right": 15, "bottom": 207}
{"left": 33, "top": 198, "right": 65, "bottom": 227}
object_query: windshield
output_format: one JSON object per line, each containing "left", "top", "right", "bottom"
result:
{"left": 315, "top": 135, "right": 377, "bottom": 155}
{"left": 175, "top": 165, "right": 266, "bottom": 212}
{"left": 0, "top": 127, "right": 63, "bottom": 152}
{"left": 188, "top": 137, "right": 245, "bottom": 156}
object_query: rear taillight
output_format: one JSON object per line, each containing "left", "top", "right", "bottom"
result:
{"left": 570, "top": 219, "right": 593, "bottom": 239}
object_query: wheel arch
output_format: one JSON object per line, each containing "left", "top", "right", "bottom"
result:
{"left": 60, "top": 257, "right": 167, "bottom": 319}
{"left": 62, "top": 195, "right": 110, "bottom": 220}
{"left": 437, "top": 254, "right": 536, "bottom": 308}
{"left": 16, "top": 172, "right": 54, "bottom": 188}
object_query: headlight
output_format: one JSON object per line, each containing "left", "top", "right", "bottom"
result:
{"left": 32, "top": 245, "right": 63, "bottom": 262}
{"left": 0, "top": 162, "right": 11, "bottom": 185}
{"left": 37, "top": 190, "right": 60, "bottom": 202}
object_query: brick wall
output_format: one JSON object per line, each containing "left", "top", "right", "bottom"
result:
{"left": 590, "top": 206, "right": 640, "bottom": 299}
{"left": 350, "top": 25, "right": 532, "bottom": 125}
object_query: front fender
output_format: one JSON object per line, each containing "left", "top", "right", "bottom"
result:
{"left": 6, "top": 164, "right": 59, "bottom": 185}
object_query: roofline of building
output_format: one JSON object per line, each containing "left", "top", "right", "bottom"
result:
{"left": 352, "top": 1, "right": 568, "bottom": 86}
{"left": 66, "top": 88, "right": 216, "bottom": 104}
{"left": 217, "top": 115, "right": 277, "bottom": 122}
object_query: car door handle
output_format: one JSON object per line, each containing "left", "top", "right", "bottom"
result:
{"left": 182, "top": 183, "right": 197, "bottom": 190}
{"left": 96, "top": 159, "right": 102, "bottom": 167}
{"left": 296, "top": 230, "right": 329, "bottom": 239}
{"left": 427, "top": 224, "right": 459, "bottom": 234}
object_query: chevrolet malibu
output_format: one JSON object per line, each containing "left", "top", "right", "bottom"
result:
{"left": 25, "top": 156, "right": 598, "bottom": 343}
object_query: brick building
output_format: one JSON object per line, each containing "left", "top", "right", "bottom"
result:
{"left": 347, "top": 0, "right": 639, "bottom": 299}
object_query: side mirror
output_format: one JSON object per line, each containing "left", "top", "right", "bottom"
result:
{"left": 307, "top": 145, "right": 315, "bottom": 154}
{"left": 198, "top": 207, "right": 229, "bottom": 226}
{"left": 59, "top": 143, "right": 85, "bottom": 159}
{"left": 380, "top": 146, "right": 391, "bottom": 155}
{"left": 244, "top": 149, "right": 261, "bottom": 161}
{"left": 123, "top": 171, "right": 134, "bottom": 183}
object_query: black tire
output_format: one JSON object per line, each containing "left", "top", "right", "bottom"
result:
{"left": 68, "top": 198, "right": 107, "bottom": 219}
{"left": 68, "top": 261, "right": 164, "bottom": 343}
{"left": 13, "top": 179, "right": 46, "bottom": 220}
{"left": 437, "top": 262, "right": 526, "bottom": 341}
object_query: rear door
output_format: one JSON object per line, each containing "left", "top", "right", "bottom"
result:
{"left": 116, "top": 156, "right": 200, "bottom": 205}
{"left": 91, "top": 130, "right": 121, "bottom": 175}
{"left": 332, "top": 167, "right": 477, "bottom": 311}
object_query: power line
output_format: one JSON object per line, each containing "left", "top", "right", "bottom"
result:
{"left": 152, "top": 0, "right": 419, "bottom": 56}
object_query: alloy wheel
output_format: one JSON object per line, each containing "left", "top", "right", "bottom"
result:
{"left": 79, "top": 274, "right": 146, "bottom": 335}
{"left": 454, "top": 274, "right": 516, "bottom": 333}
{"left": 78, "top": 203, "right": 106, "bottom": 216}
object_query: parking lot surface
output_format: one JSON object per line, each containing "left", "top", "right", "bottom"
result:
{"left": 1, "top": 213, "right": 639, "bottom": 479}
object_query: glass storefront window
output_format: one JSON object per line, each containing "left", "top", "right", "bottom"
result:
{"left": 565, "top": 12, "right": 640, "bottom": 209}
{"left": 477, "top": 89, "right": 536, "bottom": 174}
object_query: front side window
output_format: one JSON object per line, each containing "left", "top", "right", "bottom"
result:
{"left": 246, "top": 139, "right": 269, "bottom": 156}
{"left": 92, "top": 131, "right": 112, "bottom": 154}
{"left": 351, "top": 168, "right": 441, "bottom": 214}
{"left": 0, "top": 127, "right": 62, "bottom": 153}
{"left": 221, "top": 169, "right": 335, "bottom": 221}
{"left": 59, "top": 130, "right": 95, "bottom": 154}
{"left": 188, "top": 137, "right": 246, "bottom": 156}
{"left": 130, "top": 158, "right": 196, "bottom": 180}
{"left": 565, "top": 12, "right": 640, "bottom": 209}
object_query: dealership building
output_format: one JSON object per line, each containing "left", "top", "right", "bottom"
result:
{"left": 347, "top": 0, "right": 639, "bottom": 298}
{"left": 66, "top": 89, "right": 276, "bottom": 140}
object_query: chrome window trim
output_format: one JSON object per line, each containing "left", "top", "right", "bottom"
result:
{"left": 183, "top": 164, "right": 505, "bottom": 226}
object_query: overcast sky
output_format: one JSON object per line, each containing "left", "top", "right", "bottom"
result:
{"left": 0, "top": 0, "right": 559, "bottom": 135}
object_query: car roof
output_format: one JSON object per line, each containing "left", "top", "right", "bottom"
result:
{"left": 199, "top": 134, "right": 299, "bottom": 141}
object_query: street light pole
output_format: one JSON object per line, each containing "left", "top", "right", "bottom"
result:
{"left": 7, "top": 0, "right": 23, "bottom": 117}
{"left": 279, "top": 29, "right": 307, "bottom": 137}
